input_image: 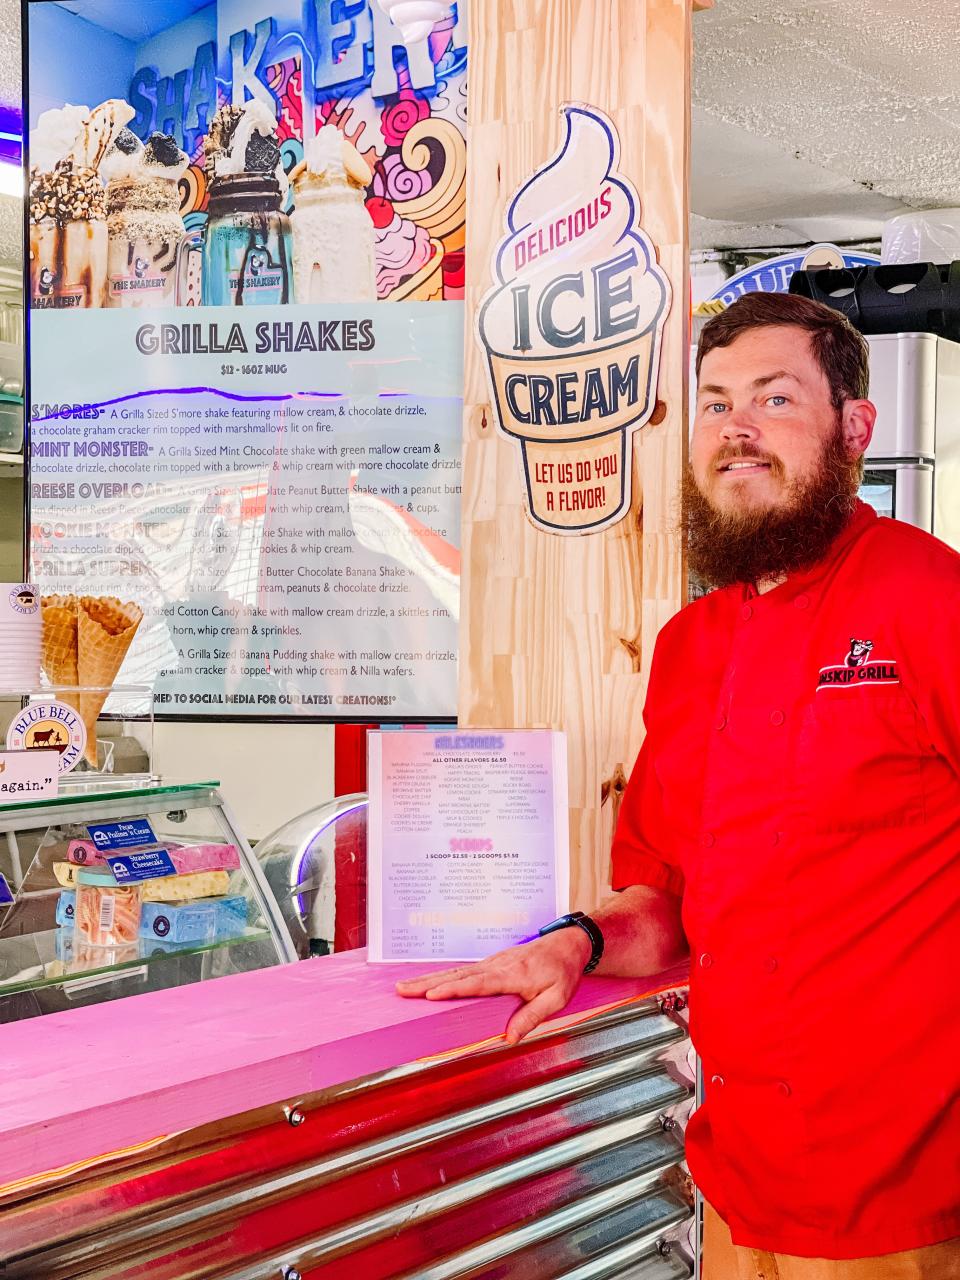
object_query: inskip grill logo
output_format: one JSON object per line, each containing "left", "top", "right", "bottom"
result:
{"left": 817, "top": 639, "right": 900, "bottom": 690}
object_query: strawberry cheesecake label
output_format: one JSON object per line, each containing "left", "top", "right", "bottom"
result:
{"left": 477, "top": 104, "right": 671, "bottom": 534}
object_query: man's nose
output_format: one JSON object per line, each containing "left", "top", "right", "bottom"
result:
{"left": 718, "top": 406, "right": 760, "bottom": 442}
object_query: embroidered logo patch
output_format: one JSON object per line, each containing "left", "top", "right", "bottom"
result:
{"left": 817, "top": 638, "right": 899, "bottom": 690}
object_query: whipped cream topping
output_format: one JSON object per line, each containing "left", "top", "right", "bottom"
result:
{"left": 303, "top": 124, "right": 372, "bottom": 189}
{"left": 304, "top": 125, "right": 346, "bottom": 182}
{"left": 31, "top": 100, "right": 134, "bottom": 174}
{"left": 480, "top": 106, "right": 669, "bottom": 359}
{"left": 31, "top": 104, "right": 90, "bottom": 173}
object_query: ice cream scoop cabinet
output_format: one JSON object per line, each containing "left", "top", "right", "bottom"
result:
{"left": 0, "top": 780, "right": 298, "bottom": 1022}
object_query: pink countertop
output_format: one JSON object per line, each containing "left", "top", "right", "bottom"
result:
{"left": 0, "top": 951, "right": 688, "bottom": 1190}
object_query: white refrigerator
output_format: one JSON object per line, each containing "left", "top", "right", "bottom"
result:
{"left": 862, "top": 332, "right": 960, "bottom": 552}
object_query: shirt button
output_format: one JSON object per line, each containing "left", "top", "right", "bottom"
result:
{"left": 770, "top": 832, "right": 782, "bottom": 847}
{"left": 794, "top": 594, "right": 809, "bottom": 610}
{"left": 763, "top": 956, "right": 779, "bottom": 974}
{"left": 770, "top": 709, "right": 785, "bottom": 726}
{"left": 715, "top": 715, "right": 727, "bottom": 731}
{"left": 701, "top": 832, "right": 716, "bottom": 848}
{"left": 777, "top": 1080, "right": 792, "bottom": 1098}
{"left": 711, "top": 1074, "right": 725, "bottom": 1088}
{"left": 699, "top": 952, "right": 714, "bottom": 969}
{"left": 741, "top": 604, "right": 753, "bottom": 621}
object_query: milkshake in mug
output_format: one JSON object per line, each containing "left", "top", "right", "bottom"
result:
{"left": 202, "top": 103, "right": 293, "bottom": 307}
{"left": 29, "top": 100, "right": 134, "bottom": 311}
{"left": 102, "top": 129, "right": 189, "bottom": 308}
{"left": 290, "top": 125, "right": 376, "bottom": 303}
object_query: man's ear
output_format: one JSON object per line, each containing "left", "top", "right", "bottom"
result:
{"left": 841, "top": 397, "right": 876, "bottom": 458}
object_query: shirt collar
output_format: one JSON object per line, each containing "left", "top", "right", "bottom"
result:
{"left": 742, "top": 500, "right": 878, "bottom": 603}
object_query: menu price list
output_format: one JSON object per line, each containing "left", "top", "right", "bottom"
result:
{"left": 368, "top": 730, "right": 570, "bottom": 962}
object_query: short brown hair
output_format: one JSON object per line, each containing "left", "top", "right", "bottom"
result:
{"left": 696, "top": 291, "right": 870, "bottom": 411}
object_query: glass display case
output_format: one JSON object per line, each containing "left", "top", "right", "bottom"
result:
{"left": 255, "top": 793, "right": 368, "bottom": 959}
{"left": 0, "top": 781, "right": 298, "bottom": 1023}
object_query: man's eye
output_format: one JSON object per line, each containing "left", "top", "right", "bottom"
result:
{"left": 706, "top": 402, "right": 727, "bottom": 414}
{"left": 767, "top": 395, "right": 788, "bottom": 407}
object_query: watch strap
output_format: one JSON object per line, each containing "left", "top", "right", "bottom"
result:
{"left": 538, "top": 911, "right": 604, "bottom": 974}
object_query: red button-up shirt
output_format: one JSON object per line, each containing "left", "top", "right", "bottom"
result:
{"left": 611, "top": 502, "right": 960, "bottom": 1258}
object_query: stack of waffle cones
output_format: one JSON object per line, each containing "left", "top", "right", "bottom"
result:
{"left": 40, "top": 595, "right": 143, "bottom": 767}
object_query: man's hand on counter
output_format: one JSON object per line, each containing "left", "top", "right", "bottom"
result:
{"left": 395, "top": 929, "right": 591, "bottom": 1044}
{"left": 395, "top": 886, "right": 688, "bottom": 1045}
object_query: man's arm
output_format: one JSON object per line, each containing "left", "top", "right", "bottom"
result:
{"left": 398, "top": 624, "right": 689, "bottom": 1044}
{"left": 396, "top": 884, "right": 687, "bottom": 1044}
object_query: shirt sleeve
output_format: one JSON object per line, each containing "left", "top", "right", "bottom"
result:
{"left": 610, "top": 731, "right": 685, "bottom": 896}
{"left": 611, "top": 614, "right": 686, "bottom": 896}
{"left": 902, "top": 586, "right": 960, "bottom": 778}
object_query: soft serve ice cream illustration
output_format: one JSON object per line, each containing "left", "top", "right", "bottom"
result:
{"left": 477, "top": 105, "right": 671, "bottom": 533}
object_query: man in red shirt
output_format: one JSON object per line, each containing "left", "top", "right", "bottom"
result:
{"left": 398, "top": 293, "right": 960, "bottom": 1276}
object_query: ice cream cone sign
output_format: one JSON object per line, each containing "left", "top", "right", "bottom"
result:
{"left": 476, "top": 105, "right": 672, "bottom": 534}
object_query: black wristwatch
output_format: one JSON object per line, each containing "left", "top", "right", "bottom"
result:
{"left": 538, "top": 911, "right": 604, "bottom": 974}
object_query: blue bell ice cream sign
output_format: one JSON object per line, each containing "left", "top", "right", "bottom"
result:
{"left": 708, "top": 243, "right": 880, "bottom": 306}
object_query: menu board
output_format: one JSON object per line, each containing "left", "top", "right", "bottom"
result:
{"left": 367, "top": 729, "right": 570, "bottom": 962}
{"left": 25, "top": 0, "right": 466, "bottom": 720}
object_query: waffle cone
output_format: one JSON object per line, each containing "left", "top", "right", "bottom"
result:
{"left": 77, "top": 596, "right": 142, "bottom": 766}
{"left": 41, "top": 595, "right": 80, "bottom": 715}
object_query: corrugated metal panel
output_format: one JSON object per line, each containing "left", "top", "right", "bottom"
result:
{"left": 1, "top": 994, "right": 694, "bottom": 1279}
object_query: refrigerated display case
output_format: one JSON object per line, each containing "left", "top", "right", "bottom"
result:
{"left": 0, "top": 780, "right": 298, "bottom": 1022}
{"left": 0, "top": 949, "right": 696, "bottom": 1279}
{"left": 0, "top": 786, "right": 697, "bottom": 1277}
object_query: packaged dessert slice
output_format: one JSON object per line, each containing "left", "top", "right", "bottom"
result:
{"left": 140, "top": 870, "right": 231, "bottom": 902}
{"left": 55, "top": 889, "right": 76, "bottom": 928}
{"left": 74, "top": 871, "right": 142, "bottom": 947}
{"left": 139, "top": 896, "right": 248, "bottom": 945}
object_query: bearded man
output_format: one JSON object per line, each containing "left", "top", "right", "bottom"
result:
{"left": 399, "top": 292, "right": 960, "bottom": 1277}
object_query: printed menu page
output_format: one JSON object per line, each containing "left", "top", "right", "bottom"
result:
{"left": 368, "top": 729, "right": 569, "bottom": 962}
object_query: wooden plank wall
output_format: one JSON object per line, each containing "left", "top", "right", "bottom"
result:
{"left": 460, "top": 0, "right": 692, "bottom": 909}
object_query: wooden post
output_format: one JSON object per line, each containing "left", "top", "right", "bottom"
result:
{"left": 460, "top": 0, "right": 691, "bottom": 909}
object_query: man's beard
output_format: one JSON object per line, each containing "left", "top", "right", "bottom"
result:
{"left": 681, "top": 425, "right": 861, "bottom": 590}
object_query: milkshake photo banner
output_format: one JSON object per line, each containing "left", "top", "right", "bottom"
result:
{"left": 476, "top": 104, "right": 671, "bottom": 535}
{"left": 24, "top": 0, "right": 467, "bottom": 721}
